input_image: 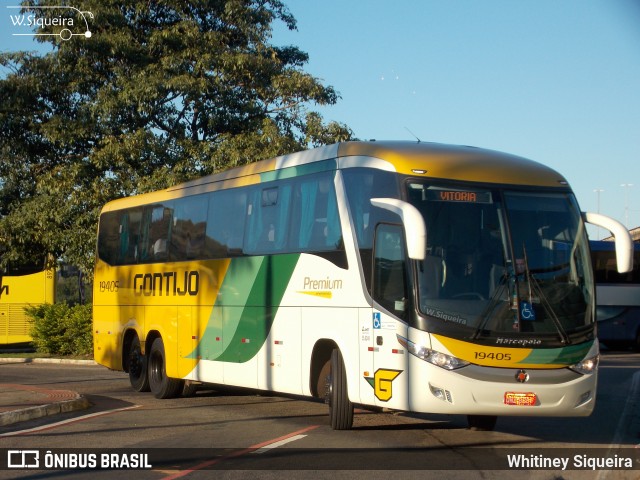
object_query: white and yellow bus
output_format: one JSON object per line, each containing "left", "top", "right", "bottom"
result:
{"left": 93, "top": 141, "right": 633, "bottom": 430}
{"left": 0, "top": 263, "right": 55, "bottom": 345}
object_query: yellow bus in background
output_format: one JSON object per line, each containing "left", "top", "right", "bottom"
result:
{"left": 93, "top": 141, "right": 633, "bottom": 430}
{"left": 0, "top": 264, "right": 55, "bottom": 345}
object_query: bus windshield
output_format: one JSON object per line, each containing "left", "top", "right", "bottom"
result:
{"left": 408, "top": 183, "right": 594, "bottom": 344}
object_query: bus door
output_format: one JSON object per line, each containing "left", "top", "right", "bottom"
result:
{"left": 369, "top": 223, "right": 410, "bottom": 410}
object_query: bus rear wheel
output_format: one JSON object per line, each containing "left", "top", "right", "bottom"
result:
{"left": 326, "top": 349, "right": 354, "bottom": 430}
{"left": 467, "top": 415, "right": 497, "bottom": 431}
{"left": 148, "top": 337, "right": 184, "bottom": 399}
{"left": 128, "top": 336, "right": 150, "bottom": 392}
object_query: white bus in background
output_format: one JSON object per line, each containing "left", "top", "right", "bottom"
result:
{"left": 591, "top": 240, "right": 640, "bottom": 351}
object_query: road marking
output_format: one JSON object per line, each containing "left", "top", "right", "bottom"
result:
{"left": 161, "top": 425, "right": 319, "bottom": 479}
{"left": 0, "top": 405, "right": 141, "bottom": 437}
{"left": 596, "top": 369, "right": 640, "bottom": 480}
{"left": 610, "top": 369, "right": 640, "bottom": 447}
{"left": 251, "top": 433, "right": 308, "bottom": 454}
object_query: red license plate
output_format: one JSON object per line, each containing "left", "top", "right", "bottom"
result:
{"left": 504, "top": 392, "right": 537, "bottom": 406}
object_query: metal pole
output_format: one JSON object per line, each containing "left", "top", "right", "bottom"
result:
{"left": 593, "top": 188, "right": 604, "bottom": 239}
{"left": 621, "top": 183, "right": 633, "bottom": 227}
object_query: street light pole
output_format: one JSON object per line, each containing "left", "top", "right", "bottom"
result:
{"left": 621, "top": 183, "right": 633, "bottom": 227}
{"left": 594, "top": 188, "right": 604, "bottom": 239}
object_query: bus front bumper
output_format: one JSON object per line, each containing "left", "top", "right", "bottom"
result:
{"left": 407, "top": 359, "right": 597, "bottom": 417}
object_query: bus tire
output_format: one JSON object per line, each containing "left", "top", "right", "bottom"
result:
{"left": 148, "top": 337, "right": 184, "bottom": 399}
{"left": 327, "top": 349, "right": 354, "bottom": 430}
{"left": 467, "top": 414, "right": 497, "bottom": 431}
{"left": 128, "top": 336, "right": 150, "bottom": 392}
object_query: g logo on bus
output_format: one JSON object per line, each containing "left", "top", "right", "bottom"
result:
{"left": 365, "top": 369, "right": 402, "bottom": 402}
{"left": 515, "top": 369, "right": 529, "bottom": 383}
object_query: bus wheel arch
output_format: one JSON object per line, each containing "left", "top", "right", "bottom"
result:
{"left": 148, "top": 336, "right": 184, "bottom": 399}
{"left": 122, "top": 330, "right": 135, "bottom": 373}
{"left": 310, "top": 339, "right": 337, "bottom": 398}
{"left": 123, "top": 330, "right": 150, "bottom": 392}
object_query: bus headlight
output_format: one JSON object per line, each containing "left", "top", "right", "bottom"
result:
{"left": 569, "top": 354, "right": 599, "bottom": 375}
{"left": 397, "top": 335, "right": 469, "bottom": 370}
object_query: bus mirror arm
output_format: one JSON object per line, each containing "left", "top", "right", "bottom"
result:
{"left": 583, "top": 211, "right": 634, "bottom": 273}
{"left": 371, "top": 198, "right": 426, "bottom": 260}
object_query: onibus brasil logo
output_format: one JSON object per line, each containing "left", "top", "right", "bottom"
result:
{"left": 7, "top": 5, "right": 93, "bottom": 41}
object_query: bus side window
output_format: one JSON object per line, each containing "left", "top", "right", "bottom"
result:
{"left": 260, "top": 187, "right": 280, "bottom": 251}
{"left": 96, "top": 209, "right": 140, "bottom": 266}
{"left": 245, "top": 184, "right": 292, "bottom": 254}
{"left": 121, "top": 208, "right": 143, "bottom": 265}
{"left": 343, "top": 168, "right": 400, "bottom": 294}
{"left": 97, "top": 211, "right": 122, "bottom": 265}
{"left": 171, "top": 196, "right": 207, "bottom": 261}
{"left": 372, "top": 224, "right": 409, "bottom": 318}
{"left": 245, "top": 187, "right": 270, "bottom": 253}
{"left": 293, "top": 173, "right": 343, "bottom": 252}
{"left": 140, "top": 204, "right": 173, "bottom": 262}
{"left": 118, "top": 213, "right": 131, "bottom": 264}
{"left": 206, "top": 189, "right": 246, "bottom": 257}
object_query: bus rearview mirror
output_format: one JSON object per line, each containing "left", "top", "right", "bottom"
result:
{"left": 583, "top": 211, "right": 634, "bottom": 273}
{"left": 371, "top": 198, "right": 426, "bottom": 260}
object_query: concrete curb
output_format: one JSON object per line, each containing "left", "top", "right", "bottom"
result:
{"left": 0, "top": 395, "right": 92, "bottom": 427}
{"left": 0, "top": 357, "right": 96, "bottom": 365}
{"left": 0, "top": 359, "right": 96, "bottom": 427}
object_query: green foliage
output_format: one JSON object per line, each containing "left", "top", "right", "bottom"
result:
{"left": 26, "top": 303, "right": 93, "bottom": 356}
{"left": 0, "top": 0, "right": 354, "bottom": 276}
{"left": 56, "top": 271, "right": 92, "bottom": 306}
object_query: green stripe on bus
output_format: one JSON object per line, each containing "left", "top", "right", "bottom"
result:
{"left": 187, "top": 254, "right": 300, "bottom": 363}
{"left": 519, "top": 341, "right": 594, "bottom": 366}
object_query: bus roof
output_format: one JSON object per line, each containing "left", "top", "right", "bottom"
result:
{"left": 336, "top": 141, "right": 567, "bottom": 186}
{"left": 101, "top": 141, "right": 570, "bottom": 212}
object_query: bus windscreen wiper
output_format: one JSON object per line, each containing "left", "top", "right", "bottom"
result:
{"left": 522, "top": 244, "right": 571, "bottom": 345}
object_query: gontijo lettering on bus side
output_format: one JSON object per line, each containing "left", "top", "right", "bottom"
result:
{"left": 132, "top": 271, "right": 199, "bottom": 296}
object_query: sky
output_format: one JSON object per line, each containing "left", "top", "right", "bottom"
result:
{"left": 1, "top": 0, "right": 639, "bottom": 236}
{"left": 270, "top": 0, "right": 640, "bottom": 236}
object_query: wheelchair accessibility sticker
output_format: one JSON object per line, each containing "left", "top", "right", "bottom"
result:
{"left": 372, "top": 311, "right": 395, "bottom": 330}
{"left": 520, "top": 301, "right": 536, "bottom": 321}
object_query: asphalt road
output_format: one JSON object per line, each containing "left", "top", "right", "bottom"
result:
{"left": 1, "top": 350, "right": 639, "bottom": 480}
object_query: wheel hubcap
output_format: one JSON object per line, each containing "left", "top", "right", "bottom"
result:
{"left": 324, "top": 374, "right": 333, "bottom": 405}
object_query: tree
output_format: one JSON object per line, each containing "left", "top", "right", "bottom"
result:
{"left": 0, "top": 0, "right": 353, "bottom": 275}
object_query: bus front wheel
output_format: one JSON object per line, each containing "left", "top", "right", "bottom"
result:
{"left": 326, "top": 349, "right": 354, "bottom": 430}
{"left": 128, "top": 336, "right": 150, "bottom": 392}
{"left": 148, "top": 337, "right": 184, "bottom": 399}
